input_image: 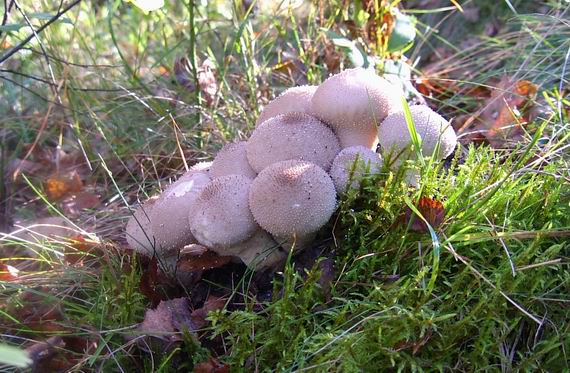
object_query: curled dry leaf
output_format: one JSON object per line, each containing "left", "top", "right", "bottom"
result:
{"left": 403, "top": 196, "right": 445, "bottom": 233}
{"left": 63, "top": 236, "right": 102, "bottom": 265}
{"left": 44, "top": 171, "right": 83, "bottom": 201}
{"left": 0, "top": 263, "right": 19, "bottom": 281}
{"left": 60, "top": 191, "right": 100, "bottom": 217}
{"left": 177, "top": 250, "right": 232, "bottom": 272}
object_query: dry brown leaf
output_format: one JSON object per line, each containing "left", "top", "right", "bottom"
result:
{"left": 60, "top": 192, "right": 100, "bottom": 216}
{"left": 177, "top": 250, "right": 232, "bottom": 272}
{"left": 402, "top": 196, "right": 445, "bottom": 233}
{"left": 45, "top": 171, "right": 83, "bottom": 201}
{"left": 0, "top": 263, "right": 19, "bottom": 281}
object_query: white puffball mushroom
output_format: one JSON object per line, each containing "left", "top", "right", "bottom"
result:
{"left": 149, "top": 171, "right": 211, "bottom": 253}
{"left": 249, "top": 160, "right": 337, "bottom": 243}
{"left": 256, "top": 85, "right": 318, "bottom": 126}
{"left": 378, "top": 105, "right": 457, "bottom": 164}
{"left": 125, "top": 198, "right": 158, "bottom": 257}
{"left": 311, "top": 67, "right": 404, "bottom": 150}
{"left": 209, "top": 141, "right": 257, "bottom": 179}
{"left": 189, "top": 175, "right": 258, "bottom": 253}
{"left": 330, "top": 146, "right": 383, "bottom": 194}
{"left": 231, "top": 229, "right": 287, "bottom": 270}
{"left": 246, "top": 112, "right": 341, "bottom": 173}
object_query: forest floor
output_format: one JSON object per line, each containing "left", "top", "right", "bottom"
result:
{"left": 0, "top": 1, "right": 569, "bottom": 371}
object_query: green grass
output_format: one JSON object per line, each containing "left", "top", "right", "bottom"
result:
{"left": 0, "top": 0, "right": 569, "bottom": 371}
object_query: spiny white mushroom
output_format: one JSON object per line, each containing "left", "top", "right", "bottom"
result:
{"left": 125, "top": 197, "right": 158, "bottom": 257}
{"left": 378, "top": 105, "right": 457, "bottom": 165}
{"left": 231, "top": 229, "right": 287, "bottom": 270}
{"left": 150, "top": 171, "right": 211, "bottom": 253}
{"left": 189, "top": 175, "right": 258, "bottom": 253}
{"left": 330, "top": 146, "right": 383, "bottom": 194}
{"left": 209, "top": 141, "right": 257, "bottom": 179}
{"left": 310, "top": 67, "right": 404, "bottom": 149}
{"left": 256, "top": 85, "right": 318, "bottom": 126}
{"left": 249, "top": 160, "right": 337, "bottom": 247}
{"left": 246, "top": 112, "right": 341, "bottom": 173}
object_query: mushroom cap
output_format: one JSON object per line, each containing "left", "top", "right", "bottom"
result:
{"left": 378, "top": 105, "right": 457, "bottom": 163}
{"left": 310, "top": 67, "right": 404, "bottom": 149}
{"left": 249, "top": 160, "right": 337, "bottom": 238}
{"left": 246, "top": 112, "right": 341, "bottom": 173}
{"left": 256, "top": 85, "right": 318, "bottom": 126}
{"left": 209, "top": 141, "right": 257, "bottom": 179}
{"left": 150, "top": 171, "right": 211, "bottom": 253}
{"left": 126, "top": 198, "right": 158, "bottom": 256}
{"left": 232, "top": 229, "right": 287, "bottom": 270}
{"left": 189, "top": 175, "right": 258, "bottom": 252}
{"left": 329, "top": 146, "right": 383, "bottom": 194}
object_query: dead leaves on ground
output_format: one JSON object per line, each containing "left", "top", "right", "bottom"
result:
{"left": 415, "top": 72, "right": 540, "bottom": 147}
{"left": 401, "top": 196, "right": 445, "bottom": 233}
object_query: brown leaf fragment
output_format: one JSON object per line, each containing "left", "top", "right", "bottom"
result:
{"left": 25, "top": 336, "right": 65, "bottom": 371}
{"left": 139, "top": 256, "right": 165, "bottom": 305}
{"left": 64, "top": 236, "right": 102, "bottom": 265}
{"left": 140, "top": 298, "right": 193, "bottom": 337}
{"left": 45, "top": 171, "right": 83, "bottom": 201}
{"left": 60, "top": 191, "right": 100, "bottom": 216}
{"left": 402, "top": 196, "right": 445, "bottom": 233}
{"left": 194, "top": 357, "right": 230, "bottom": 373}
{"left": 0, "top": 263, "right": 19, "bottom": 281}
{"left": 190, "top": 296, "right": 226, "bottom": 331}
{"left": 177, "top": 250, "right": 232, "bottom": 272}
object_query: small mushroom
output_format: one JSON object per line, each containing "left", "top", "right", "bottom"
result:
{"left": 246, "top": 112, "right": 341, "bottom": 173}
{"left": 189, "top": 175, "right": 258, "bottom": 253}
{"left": 330, "top": 146, "right": 383, "bottom": 194}
{"left": 125, "top": 197, "right": 158, "bottom": 257}
{"left": 311, "top": 67, "right": 404, "bottom": 149}
{"left": 209, "top": 141, "right": 257, "bottom": 179}
{"left": 150, "top": 171, "right": 211, "bottom": 253}
{"left": 249, "top": 160, "right": 337, "bottom": 247}
{"left": 378, "top": 105, "right": 457, "bottom": 165}
{"left": 256, "top": 85, "right": 318, "bottom": 126}
{"left": 231, "top": 229, "right": 287, "bottom": 270}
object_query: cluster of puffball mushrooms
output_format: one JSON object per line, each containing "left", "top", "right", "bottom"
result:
{"left": 125, "top": 67, "right": 457, "bottom": 275}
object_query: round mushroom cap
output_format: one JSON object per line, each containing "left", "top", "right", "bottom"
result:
{"left": 310, "top": 67, "right": 404, "bottom": 149}
{"left": 246, "top": 113, "right": 341, "bottom": 173}
{"left": 209, "top": 141, "right": 257, "bottom": 179}
{"left": 126, "top": 198, "right": 158, "bottom": 257}
{"left": 378, "top": 105, "right": 457, "bottom": 164}
{"left": 330, "top": 146, "right": 383, "bottom": 194}
{"left": 232, "top": 229, "right": 287, "bottom": 270}
{"left": 249, "top": 160, "right": 337, "bottom": 238}
{"left": 256, "top": 85, "right": 318, "bottom": 126}
{"left": 189, "top": 175, "right": 258, "bottom": 252}
{"left": 150, "top": 171, "right": 211, "bottom": 253}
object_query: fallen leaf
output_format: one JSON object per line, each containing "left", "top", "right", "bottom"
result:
{"left": 402, "top": 196, "right": 445, "bottom": 233}
{"left": 139, "top": 256, "right": 166, "bottom": 305}
{"left": 0, "top": 263, "right": 19, "bottom": 281}
{"left": 174, "top": 58, "right": 218, "bottom": 106}
{"left": 60, "top": 191, "right": 100, "bottom": 216}
{"left": 44, "top": 171, "right": 83, "bottom": 201}
{"left": 63, "top": 236, "right": 102, "bottom": 265}
{"left": 190, "top": 296, "right": 226, "bottom": 331}
{"left": 177, "top": 250, "right": 232, "bottom": 272}
{"left": 194, "top": 357, "right": 230, "bottom": 373}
